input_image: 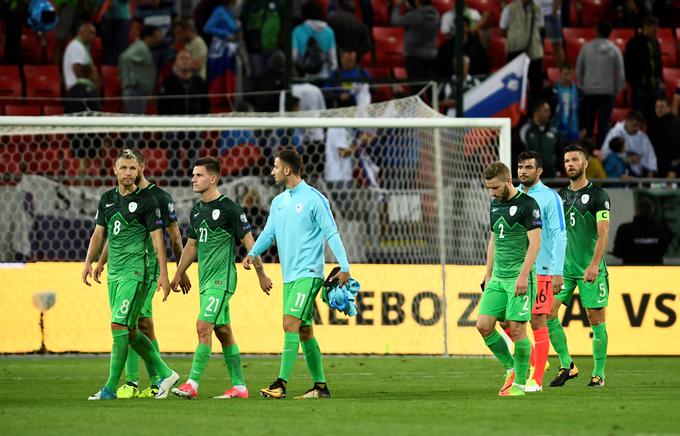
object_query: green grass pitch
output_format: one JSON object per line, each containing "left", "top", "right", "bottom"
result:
{"left": 1, "top": 356, "right": 679, "bottom": 435}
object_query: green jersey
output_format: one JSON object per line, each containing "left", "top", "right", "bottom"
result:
{"left": 188, "top": 195, "right": 252, "bottom": 292}
{"left": 95, "top": 187, "right": 164, "bottom": 282}
{"left": 143, "top": 183, "right": 177, "bottom": 281}
{"left": 559, "top": 182, "right": 610, "bottom": 278}
{"left": 489, "top": 191, "right": 542, "bottom": 279}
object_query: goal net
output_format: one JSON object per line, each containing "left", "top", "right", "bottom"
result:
{"left": 0, "top": 96, "right": 509, "bottom": 266}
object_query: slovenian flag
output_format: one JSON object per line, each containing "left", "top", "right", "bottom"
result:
{"left": 463, "top": 53, "right": 530, "bottom": 127}
{"left": 207, "top": 38, "right": 237, "bottom": 111}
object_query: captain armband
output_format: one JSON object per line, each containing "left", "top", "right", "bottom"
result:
{"left": 596, "top": 210, "right": 609, "bottom": 221}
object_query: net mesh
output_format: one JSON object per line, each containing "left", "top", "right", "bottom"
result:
{"left": 0, "top": 96, "right": 502, "bottom": 264}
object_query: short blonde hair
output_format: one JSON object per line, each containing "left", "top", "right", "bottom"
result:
{"left": 483, "top": 161, "right": 510, "bottom": 181}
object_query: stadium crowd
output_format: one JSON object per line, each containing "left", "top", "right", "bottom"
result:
{"left": 1, "top": 0, "right": 680, "bottom": 180}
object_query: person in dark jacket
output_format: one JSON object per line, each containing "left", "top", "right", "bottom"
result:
{"left": 624, "top": 15, "right": 663, "bottom": 123}
{"left": 158, "top": 49, "right": 209, "bottom": 172}
{"left": 327, "top": 0, "right": 372, "bottom": 59}
{"left": 613, "top": 197, "right": 673, "bottom": 265}
{"left": 391, "top": 0, "right": 439, "bottom": 81}
{"left": 648, "top": 97, "right": 680, "bottom": 177}
{"left": 519, "top": 99, "right": 562, "bottom": 178}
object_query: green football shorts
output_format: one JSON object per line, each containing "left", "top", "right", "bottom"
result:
{"left": 198, "top": 286, "right": 235, "bottom": 326}
{"left": 478, "top": 275, "right": 537, "bottom": 322}
{"left": 139, "top": 279, "right": 157, "bottom": 319}
{"left": 108, "top": 279, "right": 147, "bottom": 328}
{"left": 555, "top": 274, "right": 609, "bottom": 309}
{"left": 283, "top": 278, "right": 324, "bottom": 327}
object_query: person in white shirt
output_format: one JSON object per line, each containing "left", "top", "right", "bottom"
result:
{"left": 63, "top": 23, "right": 96, "bottom": 90}
{"left": 601, "top": 110, "right": 658, "bottom": 177}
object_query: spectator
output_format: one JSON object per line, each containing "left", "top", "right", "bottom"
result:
{"left": 583, "top": 139, "right": 608, "bottom": 180}
{"left": 625, "top": 15, "right": 663, "bottom": 123}
{"left": 64, "top": 63, "right": 101, "bottom": 113}
{"left": 119, "top": 25, "right": 163, "bottom": 114}
{"left": 54, "top": 0, "right": 93, "bottom": 67}
{"left": 440, "top": 3, "right": 488, "bottom": 36}
{"left": 97, "top": 0, "right": 132, "bottom": 66}
{"left": 134, "top": 0, "right": 178, "bottom": 73}
{"left": 613, "top": 197, "right": 672, "bottom": 265}
{"left": 553, "top": 63, "right": 581, "bottom": 142}
{"left": 324, "top": 125, "right": 357, "bottom": 210}
{"left": 613, "top": 0, "right": 641, "bottom": 28}
{"left": 158, "top": 49, "right": 210, "bottom": 115}
{"left": 174, "top": 19, "right": 209, "bottom": 79}
{"left": 648, "top": 97, "right": 680, "bottom": 177}
{"left": 602, "top": 136, "right": 630, "bottom": 178}
{"left": 328, "top": 0, "right": 372, "bottom": 59}
{"left": 292, "top": 0, "right": 338, "bottom": 79}
{"left": 436, "top": 16, "right": 488, "bottom": 79}
{"left": 500, "top": 0, "right": 544, "bottom": 103}
{"left": 203, "top": 0, "right": 241, "bottom": 104}
{"left": 601, "top": 110, "right": 658, "bottom": 177}
{"left": 241, "top": 0, "right": 283, "bottom": 79}
{"left": 63, "top": 23, "right": 97, "bottom": 91}
{"left": 325, "top": 48, "right": 371, "bottom": 109}
{"left": 439, "top": 56, "right": 481, "bottom": 117}
{"left": 576, "top": 20, "right": 625, "bottom": 148}
{"left": 519, "top": 99, "right": 561, "bottom": 178}
{"left": 539, "top": 0, "right": 565, "bottom": 68}
{"left": 391, "top": 0, "right": 439, "bottom": 81}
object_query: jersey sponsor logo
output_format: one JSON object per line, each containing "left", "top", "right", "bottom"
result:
{"left": 509, "top": 205, "right": 517, "bottom": 216}
{"left": 239, "top": 213, "right": 248, "bottom": 223}
{"left": 295, "top": 203, "right": 304, "bottom": 213}
{"left": 604, "top": 200, "right": 610, "bottom": 210}
{"left": 532, "top": 209, "right": 540, "bottom": 218}
{"left": 128, "top": 202, "right": 138, "bottom": 213}
{"left": 212, "top": 209, "right": 220, "bottom": 220}
{"left": 168, "top": 202, "right": 175, "bottom": 213}
{"left": 581, "top": 194, "right": 590, "bottom": 204}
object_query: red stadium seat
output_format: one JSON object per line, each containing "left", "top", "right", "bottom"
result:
{"left": 4, "top": 105, "right": 41, "bottom": 116}
{"left": 564, "top": 29, "right": 596, "bottom": 66}
{"left": 546, "top": 67, "right": 560, "bottom": 84}
{"left": 43, "top": 105, "right": 65, "bottom": 115}
{"left": 365, "top": 67, "right": 393, "bottom": 102}
{"left": 543, "top": 39, "right": 554, "bottom": 69}
{"left": 662, "top": 68, "right": 680, "bottom": 101}
{"left": 431, "top": 0, "right": 454, "bottom": 15}
{"left": 91, "top": 37, "right": 104, "bottom": 66}
{"left": 610, "top": 107, "right": 628, "bottom": 124}
{"left": 0, "top": 66, "right": 23, "bottom": 106}
{"left": 465, "top": 0, "right": 501, "bottom": 27}
{"left": 21, "top": 29, "right": 56, "bottom": 64}
{"left": 24, "top": 65, "right": 61, "bottom": 104}
{"left": 657, "top": 28, "right": 673, "bottom": 39}
{"left": 563, "top": 28, "right": 597, "bottom": 41}
{"left": 371, "top": 0, "right": 390, "bottom": 26}
{"left": 141, "top": 148, "right": 168, "bottom": 176}
{"left": 609, "top": 28, "right": 633, "bottom": 55}
{"left": 579, "top": 0, "right": 613, "bottom": 27}
{"left": 658, "top": 37, "right": 678, "bottom": 68}
{"left": 372, "top": 27, "right": 405, "bottom": 68}
{"left": 488, "top": 36, "right": 506, "bottom": 71}
{"left": 392, "top": 66, "right": 410, "bottom": 95}
{"left": 100, "top": 66, "right": 122, "bottom": 113}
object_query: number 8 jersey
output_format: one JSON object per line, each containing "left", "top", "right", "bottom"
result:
{"left": 189, "top": 195, "right": 252, "bottom": 291}
{"left": 95, "top": 187, "right": 164, "bottom": 282}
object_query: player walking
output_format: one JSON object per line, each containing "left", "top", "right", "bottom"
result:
{"left": 477, "top": 162, "right": 542, "bottom": 397}
{"left": 82, "top": 149, "right": 179, "bottom": 400}
{"left": 171, "top": 157, "right": 273, "bottom": 399}
{"left": 244, "top": 149, "right": 350, "bottom": 400}
{"left": 548, "top": 144, "right": 611, "bottom": 388}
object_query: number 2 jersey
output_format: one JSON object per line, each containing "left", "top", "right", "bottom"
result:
{"left": 559, "top": 182, "right": 611, "bottom": 278}
{"left": 188, "top": 195, "right": 252, "bottom": 292}
{"left": 489, "top": 191, "right": 543, "bottom": 279}
{"left": 95, "top": 187, "right": 164, "bottom": 282}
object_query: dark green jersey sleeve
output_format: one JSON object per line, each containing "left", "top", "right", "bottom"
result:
{"left": 142, "top": 195, "right": 164, "bottom": 232}
{"left": 188, "top": 204, "right": 198, "bottom": 240}
{"left": 95, "top": 194, "right": 107, "bottom": 227}
{"left": 227, "top": 204, "right": 251, "bottom": 241}
{"left": 594, "top": 188, "right": 611, "bottom": 221}
{"left": 159, "top": 190, "right": 177, "bottom": 226}
{"left": 523, "top": 197, "right": 543, "bottom": 231}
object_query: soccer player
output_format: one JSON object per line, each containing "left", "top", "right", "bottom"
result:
{"left": 548, "top": 144, "right": 611, "bottom": 388}
{"left": 93, "top": 148, "right": 191, "bottom": 399}
{"left": 499, "top": 151, "right": 567, "bottom": 392}
{"left": 477, "top": 161, "right": 542, "bottom": 397}
{"left": 170, "top": 157, "right": 273, "bottom": 399}
{"left": 244, "top": 149, "right": 350, "bottom": 400}
{"left": 82, "top": 149, "right": 179, "bottom": 400}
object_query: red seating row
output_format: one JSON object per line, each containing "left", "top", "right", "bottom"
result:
{"left": 0, "top": 65, "right": 62, "bottom": 105}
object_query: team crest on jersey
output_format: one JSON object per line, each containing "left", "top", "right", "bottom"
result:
{"left": 128, "top": 202, "right": 137, "bottom": 213}
{"left": 295, "top": 203, "right": 304, "bottom": 213}
{"left": 240, "top": 213, "right": 248, "bottom": 223}
{"left": 532, "top": 209, "right": 540, "bottom": 218}
{"left": 581, "top": 194, "right": 590, "bottom": 204}
{"left": 509, "top": 205, "right": 517, "bottom": 216}
{"left": 605, "top": 200, "right": 610, "bottom": 210}
{"left": 212, "top": 209, "right": 220, "bottom": 220}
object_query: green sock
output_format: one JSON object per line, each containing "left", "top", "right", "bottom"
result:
{"left": 301, "top": 338, "right": 326, "bottom": 384}
{"left": 277, "top": 332, "right": 300, "bottom": 382}
{"left": 125, "top": 348, "right": 140, "bottom": 384}
{"left": 105, "top": 329, "right": 129, "bottom": 391}
{"left": 592, "top": 323, "right": 608, "bottom": 379}
{"left": 129, "top": 332, "right": 172, "bottom": 379}
{"left": 483, "top": 330, "right": 514, "bottom": 370}
{"left": 222, "top": 344, "right": 245, "bottom": 386}
{"left": 189, "top": 343, "right": 212, "bottom": 383}
{"left": 513, "top": 337, "right": 531, "bottom": 385}
{"left": 146, "top": 339, "right": 160, "bottom": 385}
{"left": 547, "top": 317, "right": 573, "bottom": 368}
